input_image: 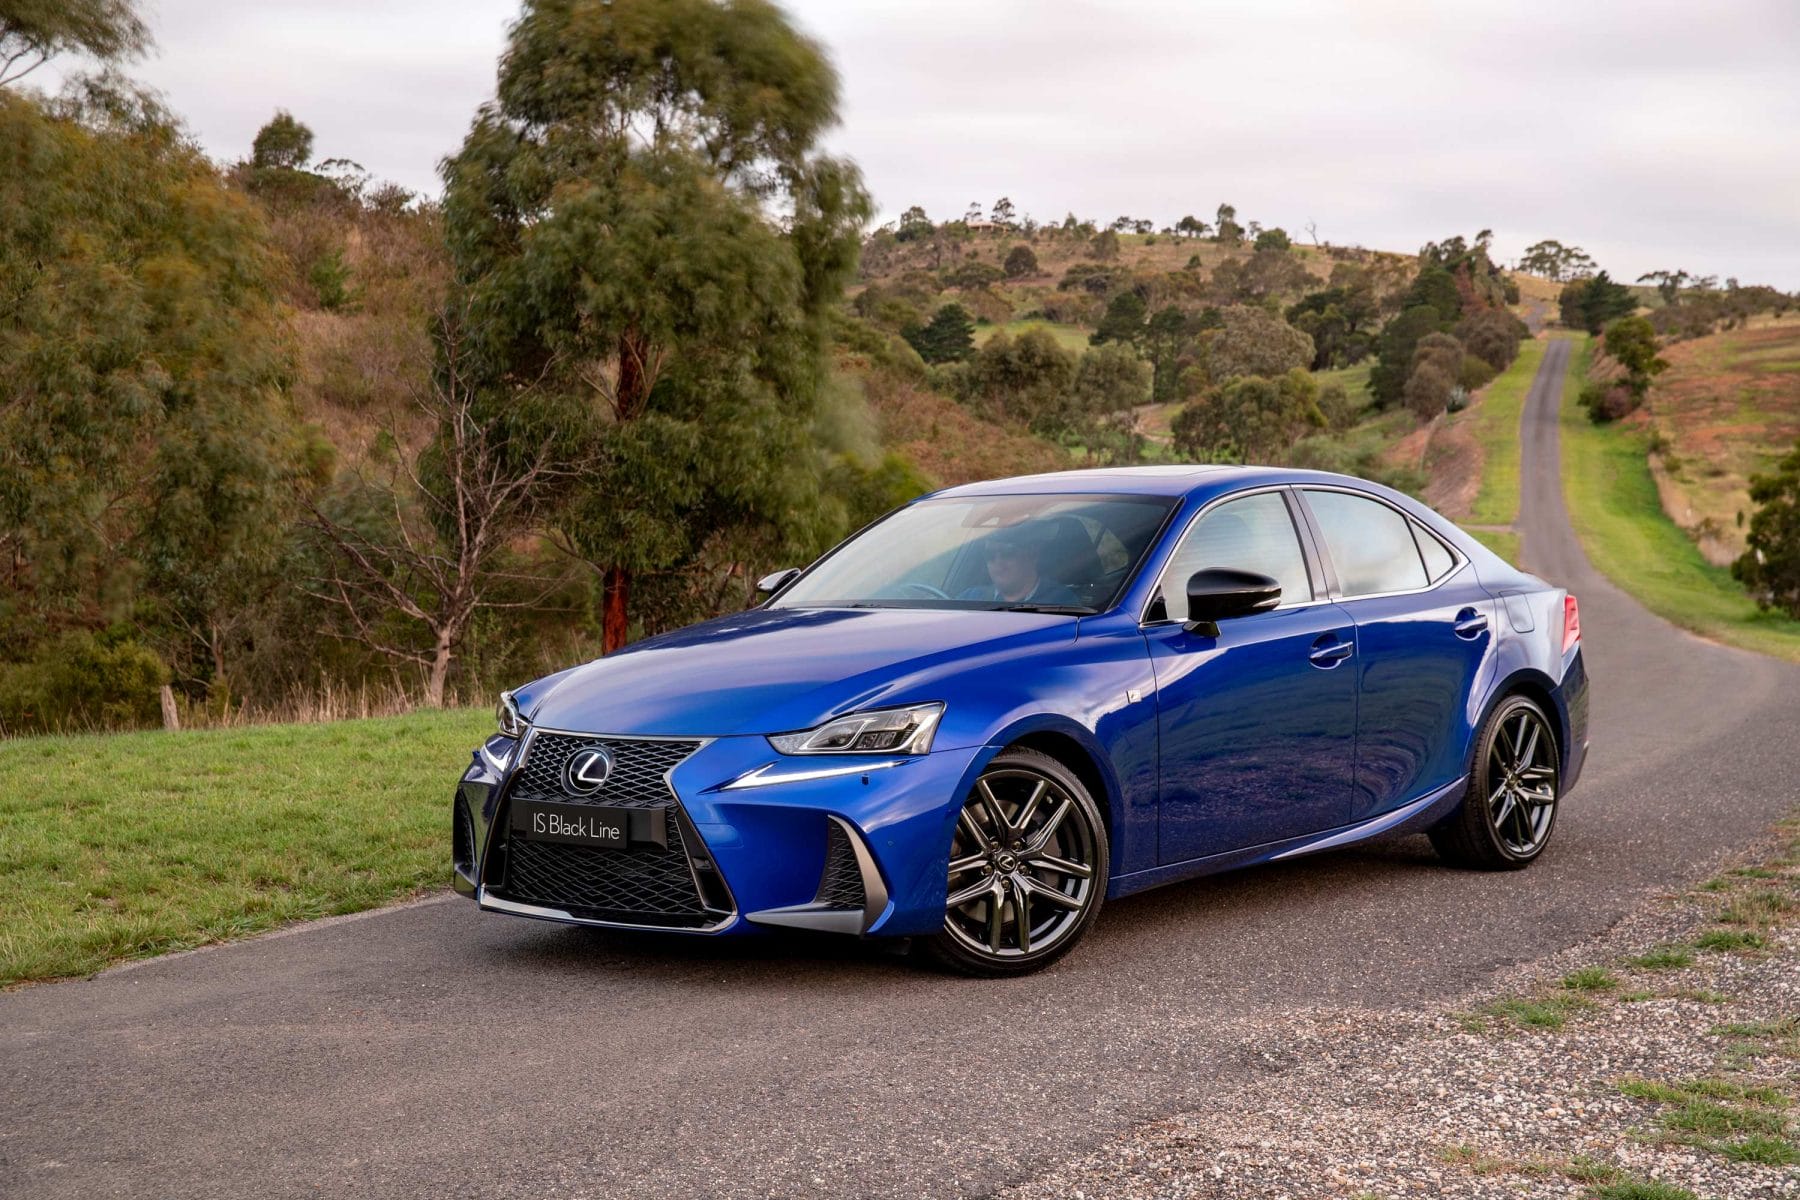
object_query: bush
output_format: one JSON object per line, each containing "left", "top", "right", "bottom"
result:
{"left": 1404, "top": 361, "right": 1456, "bottom": 420}
{"left": 1173, "top": 369, "right": 1323, "bottom": 462}
{"left": 1002, "top": 244, "right": 1039, "bottom": 279}
{"left": 1456, "top": 308, "right": 1527, "bottom": 372}
{"left": 944, "top": 261, "right": 1004, "bottom": 290}
{"left": 1579, "top": 379, "right": 1640, "bottom": 422}
{"left": 308, "top": 246, "right": 356, "bottom": 311}
{"left": 1457, "top": 354, "right": 1497, "bottom": 391}
{"left": 1317, "top": 381, "right": 1360, "bottom": 430}
{"left": 1733, "top": 440, "right": 1800, "bottom": 618}
{"left": 0, "top": 632, "right": 170, "bottom": 734}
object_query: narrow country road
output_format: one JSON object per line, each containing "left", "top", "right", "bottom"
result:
{"left": 4, "top": 339, "right": 1797, "bottom": 1200}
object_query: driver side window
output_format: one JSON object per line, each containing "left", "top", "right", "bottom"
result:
{"left": 1155, "top": 492, "right": 1313, "bottom": 617}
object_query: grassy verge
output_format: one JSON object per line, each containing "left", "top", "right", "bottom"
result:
{"left": 0, "top": 708, "right": 489, "bottom": 986}
{"left": 1558, "top": 338, "right": 1800, "bottom": 663}
{"left": 1469, "top": 528, "right": 1522, "bottom": 561}
{"left": 1465, "top": 335, "right": 1552, "bottom": 526}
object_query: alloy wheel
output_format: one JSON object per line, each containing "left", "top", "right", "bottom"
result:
{"left": 1485, "top": 706, "right": 1559, "bottom": 856}
{"left": 943, "top": 766, "right": 1098, "bottom": 960}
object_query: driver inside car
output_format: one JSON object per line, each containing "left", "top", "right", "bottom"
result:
{"left": 959, "top": 522, "right": 1081, "bottom": 606}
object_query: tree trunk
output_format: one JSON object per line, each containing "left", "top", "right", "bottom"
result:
{"left": 425, "top": 629, "right": 454, "bottom": 708}
{"left": 159, "top": 685, "right": 180, "bottom": 732}
{"left": 603, "top": 564, "right": 629, "bottom": 654}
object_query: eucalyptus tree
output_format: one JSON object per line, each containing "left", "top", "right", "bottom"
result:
{"left": 0, "top": 82, "right": 300, "bottom": 695}
{"left": 441, "top": 0, "right": 870, "bottom": 652}
{"left": 0, "top": 0, "right": 148, "bottom": 87}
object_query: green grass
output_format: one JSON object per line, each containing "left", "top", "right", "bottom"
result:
{"left": 1315, "top": 360, "right": 1373, "bottom": 406}
{"left": 1694, "top": 929, "right": 1768, "bottom": 953}
{"left": 971, "top": 318, "right": 1091, "bottom": 354}
{"left": 1465, "top": 335, "right": 1552, "bottom": 526}
{"left": 1588, "top": 1180, "right": 1697, "bottom": 1200}
{"left": 0, "top": 708, "right": 490, "bottom": 985}
{"left": 1468, "top": 528, "right": 1522, "bottom": 562}
{"left": 1480, "top": 993, "right": 1595, "bottom": 1030}
{"left": 1557, "top": 334, "right": 1800, "bottom": 663}
{"left": 1626, "top": 946, "right": 1694, "bottom": 971}
{"left": 1561, "top": 966, "right": 1620, "bottom": 993}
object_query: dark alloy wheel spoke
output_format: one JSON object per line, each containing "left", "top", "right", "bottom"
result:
{"left": 1485, "top": 707, "right": 1558, "bottom": 857}
{"left": 943, "top": 766, "right": 1097, "bottom": 961}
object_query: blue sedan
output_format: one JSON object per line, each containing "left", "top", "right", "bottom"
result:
{"left": 453, "top": 466, "right": 1590, "bottom": 975}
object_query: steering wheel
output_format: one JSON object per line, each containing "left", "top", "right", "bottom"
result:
{"left": 894, "top": 581, "right": 951, "bottom": 600}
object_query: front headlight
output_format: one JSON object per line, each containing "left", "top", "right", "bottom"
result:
{"left": 496, "top": 690, "right": 526, "bottom": 738}
{"left": 768, "top": 702, "right": 944, "bottom": 756}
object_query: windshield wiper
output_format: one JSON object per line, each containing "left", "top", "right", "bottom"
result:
{"left": 989, "top": 603, "right": 1097, "bottom": 615}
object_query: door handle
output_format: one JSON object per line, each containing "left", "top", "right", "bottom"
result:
{"left": 1308, "top": 636, "right": 1353, "bottom": 668}
{"left": 1453, "top": 608, "right": 1489, "bottom": 640}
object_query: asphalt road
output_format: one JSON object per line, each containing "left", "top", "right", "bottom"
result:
{"left": 4, "top": 338, "right": 1797, "bottom": 1200}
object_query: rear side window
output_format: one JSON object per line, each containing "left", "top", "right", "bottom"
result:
{"left": 1413, "top": 520, "right": 1457, "bottom": 582}
{"left": 1302, "top": 489, "right": 1428, "bottom": 597}
{"left": 1156, "top": 491, "right": 1313, "bottom": 612}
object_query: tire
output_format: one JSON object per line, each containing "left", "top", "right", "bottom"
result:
{"left": 1430, "top": 693, "right": 1561, "bottom": 870}
{"left": 919, "top": 747, "right": 1109, "bottom": 977}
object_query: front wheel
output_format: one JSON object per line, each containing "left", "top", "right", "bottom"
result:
{"left": 919, "top": 747, "right": 1109, "bottom": 977}
{"left": 1430, "top": 694, "right": 1561, "bottom": 869}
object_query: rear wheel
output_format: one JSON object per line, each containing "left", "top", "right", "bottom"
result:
{"left": 919, "top": 748, "right": 1108, "bottom": 977}
{"left": 1430, "top": 694, "right": 1560, "bottom": 869}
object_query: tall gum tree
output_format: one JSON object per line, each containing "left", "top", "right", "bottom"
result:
{"left": 440, "top": 0, "right": 869, "bottom": 653}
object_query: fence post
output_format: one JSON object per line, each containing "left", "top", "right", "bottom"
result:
{"left": 159, "top": 685, "right": 180, "bottom": 732}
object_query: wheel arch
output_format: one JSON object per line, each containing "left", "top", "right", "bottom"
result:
{"left": 991, "top": 719, "right": 1120, "bottom": 841}
{"left": 1474, "top": 667, "right": 1567, "bottom": 772}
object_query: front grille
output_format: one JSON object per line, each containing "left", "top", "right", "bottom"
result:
{"left": 510, "top": 733, "right": 700, "bottom": 807}
{"left": 813, "top": 820, "right": 866, "bottom": 910}
{"left": 505, "top": 836, "right": 711, "bottom": 925}
{"left": 492, "top": 732, "right": 724, "bottom": 927}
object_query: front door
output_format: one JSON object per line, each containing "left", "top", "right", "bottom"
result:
{"left": 1146, "top": 490, "right": 1358, "bottom": 864}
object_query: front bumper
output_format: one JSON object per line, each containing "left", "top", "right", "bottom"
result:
{"left": 454, "top": 729, "right": 990, "bottom": 938}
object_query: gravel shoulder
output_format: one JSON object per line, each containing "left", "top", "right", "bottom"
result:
{"left": 1004, "top": 817, "right": 1800, "bottom": 1200}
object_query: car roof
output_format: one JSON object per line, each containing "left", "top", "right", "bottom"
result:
{"left": 924, "top": 464, "right": 1361, "bottom": 500}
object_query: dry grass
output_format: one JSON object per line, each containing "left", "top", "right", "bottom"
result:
{"left": 860, "top": 369, "right": 1069, "bottom": 486}
{"left": 1640, "top": 317, "right": 1800, "bottom": 564}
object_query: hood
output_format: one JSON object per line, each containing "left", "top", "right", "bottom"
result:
{"left": 517, "top": 605, "right": 1077, "bottom": 737}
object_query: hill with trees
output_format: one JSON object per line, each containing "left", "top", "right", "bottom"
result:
{"left": 4, "top": 0, "right": 1797, "bottom": 732}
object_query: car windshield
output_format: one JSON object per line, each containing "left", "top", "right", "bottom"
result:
{"left": 773, "top": 493, "right": 1176, "bottom": 613}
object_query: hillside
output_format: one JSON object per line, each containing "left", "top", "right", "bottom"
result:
{"left": 1637, "top": 318, "right": 1800, "bottom": 564}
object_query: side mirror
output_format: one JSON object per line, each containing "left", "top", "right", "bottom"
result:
{"left": 756, "top": 567, "right": 801, "bottom": 597}
{"left": 1185, "top": 568, "right": 1280, "bottom": 634}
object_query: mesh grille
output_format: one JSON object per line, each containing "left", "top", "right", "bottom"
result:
{"left": 504, "top": 835, "right": 712, "bottom": 925}
{"left": 814, "top": 820, "right": 866, "bottom": 910}
{"left": 494, "top": 733, "right": 719, "bottom": 926}
{"left": 511, "top": 733, "right": 700, "bottom": 807}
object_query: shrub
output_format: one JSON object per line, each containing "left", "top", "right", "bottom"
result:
{"left": 1404, "top": 361, "right": 1456, "bottom": 420}
{"left": 1002, "top": 244, "right": 1038, "bottom": 278}
{"left": 1733, "top": 440, "right": 1800, "bottom": 618}
{"left": 0, "top": 632, "right": 170, "bottom": 734}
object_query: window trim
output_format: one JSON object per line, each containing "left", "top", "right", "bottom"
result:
{"left": 1138, "top": 485, "right": 1329, "bottom": 627}
{"left": 1294, "top": 484, "right": 1469, "bottom": 603}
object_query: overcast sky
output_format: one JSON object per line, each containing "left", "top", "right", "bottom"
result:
{"left": 57, "top": 0, "right": 1800, "bottom": 287}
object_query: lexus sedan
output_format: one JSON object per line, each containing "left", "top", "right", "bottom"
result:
{"left": 453, "top": 466, "right": 1589, "bottom": 975}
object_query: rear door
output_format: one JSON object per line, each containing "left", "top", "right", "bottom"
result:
{"left": 1297, "top": 488, "right": 1495, "bottom": 822}
{"left": 1145, "top": 489, "right": 1358, "bottom": 863}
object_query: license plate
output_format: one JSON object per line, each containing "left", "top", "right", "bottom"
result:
{"left": 511, "top": 800, "right": 660, "bottom": 849}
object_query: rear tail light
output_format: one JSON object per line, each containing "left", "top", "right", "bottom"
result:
{"left": 1562, "top": 594, "right": 1581, "bottom": 654}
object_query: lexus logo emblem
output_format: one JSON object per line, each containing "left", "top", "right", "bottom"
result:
{"left": 563, "top": 745, "right": 614, "bottom": 796}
